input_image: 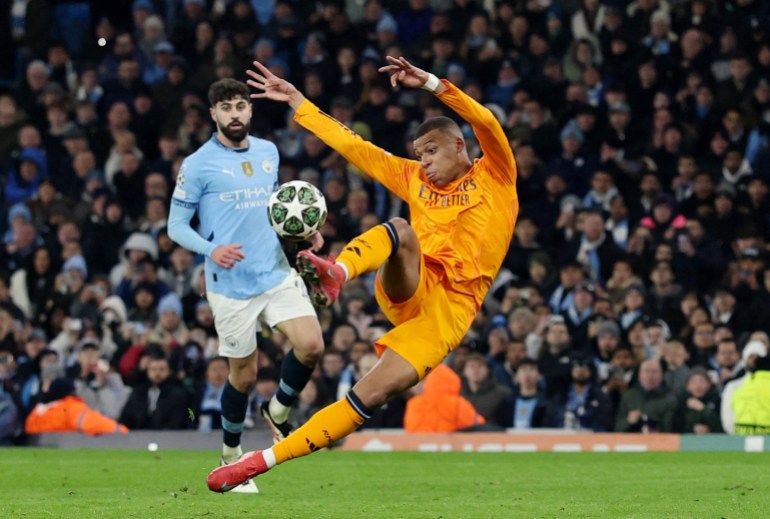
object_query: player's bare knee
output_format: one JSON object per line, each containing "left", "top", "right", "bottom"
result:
{"left": 388, "top": 217, "right": 417, "bottom": 253}
{"left": 230, "top": 367, "right": 257, "bottom": 393}
{"left": 293, "top": 336, "right": 324, "bottom": 364}
{"left": 359, "top": 379, "right": 405, "bottom": 409}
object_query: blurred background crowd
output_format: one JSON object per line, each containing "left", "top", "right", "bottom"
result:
{"left": 2, "top": 0, "right": 770, "bottom": 443}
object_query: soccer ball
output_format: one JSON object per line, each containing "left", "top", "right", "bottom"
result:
{"left": 267, "top": 180, "right": 328, "bottom": 241}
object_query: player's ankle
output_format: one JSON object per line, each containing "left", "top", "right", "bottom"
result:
{"left": 268, "top": 398, "right": 290, "bottom": 424}
{"left": 335, "top": 262, "right": 349, "bottom": 282}
{"left": 222, "top": 444, "right": 242, "bottom": 464}
{"left": 263, "top": 448, "right": 277, "bottom": 469}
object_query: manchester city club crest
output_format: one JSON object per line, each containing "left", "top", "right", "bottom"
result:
{"left": 241, "top": 161, "right": 254, "bottom": 177}
{"left": 262, "top": 159, "right": 273, "bottom": 174}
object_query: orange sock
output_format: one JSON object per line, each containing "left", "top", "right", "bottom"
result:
{"left": 273, "top": 395, "right": 369, "bottom": 465}
{"left": 336, "top": 223, "right": 397, "bottom": 280}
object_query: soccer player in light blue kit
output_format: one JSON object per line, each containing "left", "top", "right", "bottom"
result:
{"left": 168, "top": 79, "right": 324, "bottom": 493}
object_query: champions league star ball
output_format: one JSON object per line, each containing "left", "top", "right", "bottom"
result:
{"left": 268, "top": 180, "right": 328, "bottom": 241}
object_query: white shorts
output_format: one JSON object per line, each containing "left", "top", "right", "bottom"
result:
{"left": 207, "top": 269, "right": 316, "bottom": 359}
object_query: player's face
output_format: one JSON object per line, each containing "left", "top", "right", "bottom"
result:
{"left": 211, "top": 96, "right": 252, "bottom": 144}
{"left": 413, "top": 129, "right": 464, "bottom": 187}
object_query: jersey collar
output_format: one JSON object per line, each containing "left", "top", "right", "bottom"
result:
{"left": 210, "top": 132, "right": 250, "bottom": 153}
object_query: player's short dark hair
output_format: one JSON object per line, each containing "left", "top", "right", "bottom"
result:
{"left": 208, "top": 78, "right": 250, "bottom": 107}
{"left": 414, "top": 116, "right": 462, "bottom": 140}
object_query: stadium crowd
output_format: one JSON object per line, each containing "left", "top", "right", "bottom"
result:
{"left": 2, "top": 0, "right": 770, "bottom": 442}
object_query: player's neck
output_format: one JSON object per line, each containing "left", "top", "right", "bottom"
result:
{"left": 216, "top": 132, "right": 248, "bottom": 150}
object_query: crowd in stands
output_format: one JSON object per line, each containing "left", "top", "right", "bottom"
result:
{"left": 2, "top": 0, "right": 770, "bottom": 443}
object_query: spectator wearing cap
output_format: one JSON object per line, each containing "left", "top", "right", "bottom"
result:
{"left": 137, "top": 10, "right": 166, "bottom": 60}
{"left": 57, "top": 255, "right": 88, "bottom": 310}
{"left": 144, "top": 41, "right": 176, "bottom": 86}
{"left": 154, "top": 292, "right": 188, "bottom": 346}
{"left": 722, "top": 340, "right": 768, "bottom": 434}
{"left": 615, "top": 358, "right": 678, "bottom": 433}
{"left": 593, "top": 320, "right": 622, "bottom": 383}
{"left": 15, "top": 329, "right": 50, "bottom": 379}
{"left": 561, "top": 280, "right": 595, "bottom": 349}
{"left": 547, "top": 119, "right": 597, "bottom": 196}
{"left": 67, "top": 335, "right": 129, "bottom": 419}
{"left": 673, "top": 367, "right": 722, "bottom": 434}
{"left": 544, "top": 356, "right": 613, "bottom": 431}
{"left": 562, "top": 210, "right": 624, "bottom": 284}
{"left": 485, "top": 59, "right": 519, "bottom": 109}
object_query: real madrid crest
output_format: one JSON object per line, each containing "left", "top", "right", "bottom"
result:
{"left": 241, "top": 161, "right": 254, "bottom": 177}
{"left": 262, "top": 159, "right": 273, "bottom": 174}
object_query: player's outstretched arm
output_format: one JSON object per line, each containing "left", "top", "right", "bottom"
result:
{"left": 247, "top": 61, "right": 413, "bottom": 200}
{"left": 246, "top": 61, "right": 306, "bottom": 110}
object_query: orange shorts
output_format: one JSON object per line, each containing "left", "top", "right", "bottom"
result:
{"left": 373, "top": 256, "right": 477, "bottom": 380}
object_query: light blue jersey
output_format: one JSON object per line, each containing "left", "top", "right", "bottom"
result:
{"left": 168, "top": 134, "right": 290, "bottom": 299}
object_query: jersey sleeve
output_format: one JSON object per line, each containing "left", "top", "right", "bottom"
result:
{"left": 436, "top": 80, "right": 517, "bottom": 187}
{"left": 167, "top": 159, "right": 216, "bottom": 257}
{"left": 293, "top": 100, "right": 414, "bottom": 201}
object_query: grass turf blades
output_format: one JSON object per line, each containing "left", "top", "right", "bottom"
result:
{"left": 2, "top": 449, "right": 769, "bottom": 518}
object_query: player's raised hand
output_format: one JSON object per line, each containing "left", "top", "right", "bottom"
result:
{"left": 378, "top": 56, "right": 442, "bottom": 92}
{"left": 246, "top": 61, "right": 306, "bottom": 109}
{"left": 212, "top": 244, "right": 245, "bottom": 269}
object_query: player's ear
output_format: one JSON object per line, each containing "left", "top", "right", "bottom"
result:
{"left": 209, "top": 106, "right": 217, "bottom": 123}
{"left": 455, "top": 136, "right": 465, "bottom": 153}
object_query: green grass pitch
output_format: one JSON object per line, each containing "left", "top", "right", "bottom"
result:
{"left": 2, "top": 449, "right": 769, "bottom": 518}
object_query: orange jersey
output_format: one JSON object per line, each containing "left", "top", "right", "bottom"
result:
{"left": 293, "top": 80, "right": 518, "bottom": 307}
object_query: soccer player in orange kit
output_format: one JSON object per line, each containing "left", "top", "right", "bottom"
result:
{"left": 207, "top": 56, "right": 518, "bottom": 492}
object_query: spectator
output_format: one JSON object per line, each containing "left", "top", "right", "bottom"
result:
{"left": 537, "top": 315, "right": 574, "bottom": 398}
{"left": 674, "top": 368, "right": 722, "bottom": 434}
{"left": 499, "top": 358, "right": 547, "bottom": 430}
{"left": 615, "top": 359, "right": 678, "bottom": 433}
{"left": 119, "top": 356, "right": 189, "bottom": 430}
{"left": 544, "top": 356, "right": 613, "bottom": 431}
{"left": 661, "top": 340, "right": 691, "bottom": 397}
{"left": 460, "top": 353, "right": 512, "bottom": 427}
{"left": 67, "top": 338, "right": 129, "bottom": 419}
